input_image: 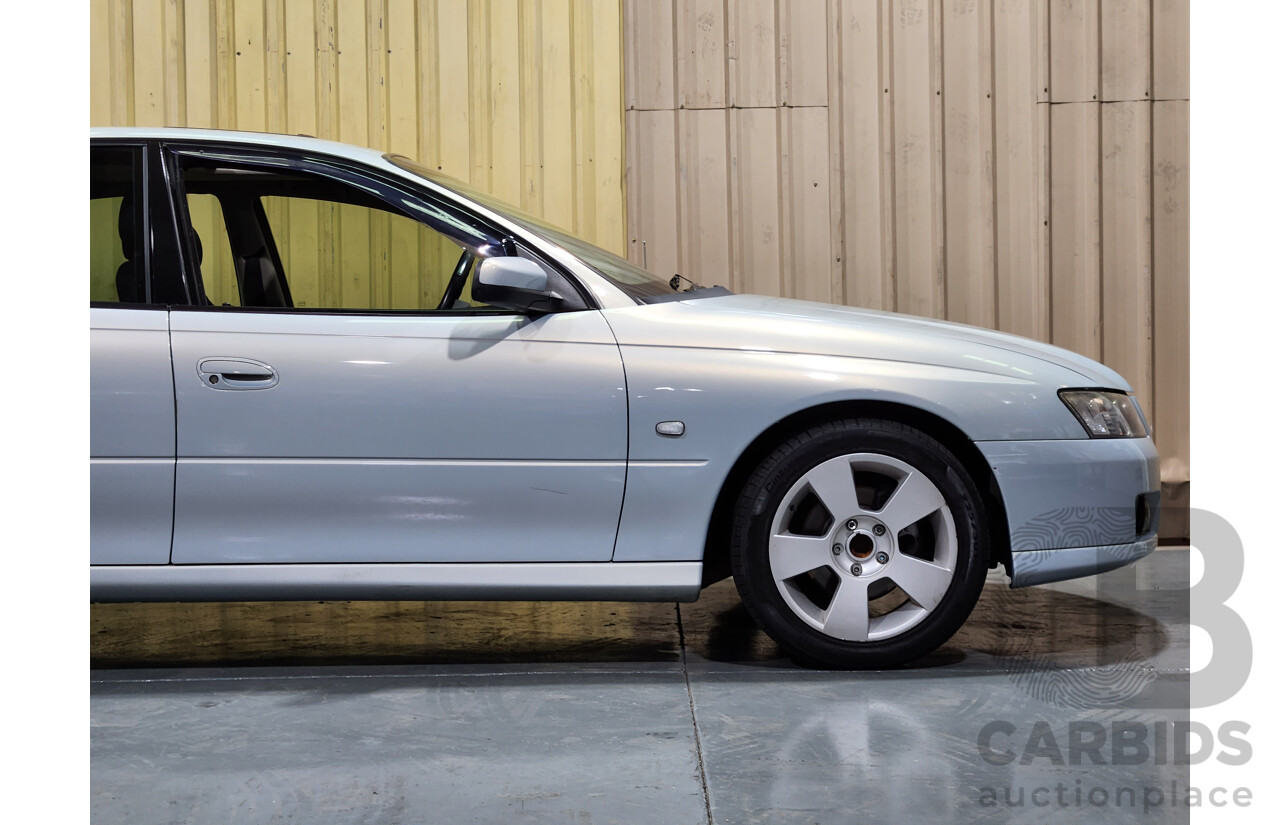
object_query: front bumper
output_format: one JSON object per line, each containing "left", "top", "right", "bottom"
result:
{"left": 977, "top": 436, "right": 1160, "bottom": 588}
{"left": 1003, "top": 536, "right": 1157, "bottom": 588}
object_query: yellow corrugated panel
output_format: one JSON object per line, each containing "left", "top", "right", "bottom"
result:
{"left": 88, "top": 0, "right": 627, "bottom": 258}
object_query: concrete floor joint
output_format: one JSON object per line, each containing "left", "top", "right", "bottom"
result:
{"left": 677, "top": 602, "right": 715, "bottom": 825}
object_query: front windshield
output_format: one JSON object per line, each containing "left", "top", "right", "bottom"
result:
{"left": 386, "top": 154, "right": 676, "bottom": 301}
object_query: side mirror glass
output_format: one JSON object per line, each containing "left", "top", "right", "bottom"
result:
{"left": 471, "top": 257, "right": 557, "bottom": 314}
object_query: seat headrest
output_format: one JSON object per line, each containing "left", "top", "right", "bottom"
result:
{"left": 118, "top": 195, "right": 135, "bottom": 259}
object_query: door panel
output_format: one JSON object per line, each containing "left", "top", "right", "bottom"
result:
{"left": 90, "top": 308, "right": 175, "bottom": 564}
{"left": 90, "top": 460, "right": 175, "bottom": 564}
{"left": 174, "top": 459, "right": 624, "bottom": 563}
{"left": 169, "top": 310, "right": 628, "bottom": 564}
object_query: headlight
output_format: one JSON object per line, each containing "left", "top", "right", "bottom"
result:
{"left": 1059, "top": 390, "right": 1148, "bottom": 438}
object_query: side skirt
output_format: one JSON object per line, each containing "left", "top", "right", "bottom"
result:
{"left": 90, "top": 561, "right": 704, "bottom": 603}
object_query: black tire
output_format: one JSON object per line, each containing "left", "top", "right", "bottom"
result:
{"left": 729, "top": 418, "right": 989, "bottom": 669}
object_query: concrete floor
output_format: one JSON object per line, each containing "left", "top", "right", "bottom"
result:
{"left": 92, "top": 550, "right": 1190, "bottom": 824}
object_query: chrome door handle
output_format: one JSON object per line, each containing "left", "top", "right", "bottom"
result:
{"left": 197, "top": 358, "right": 279, "bottom": 390}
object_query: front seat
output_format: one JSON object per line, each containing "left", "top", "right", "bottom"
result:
{"left": 239, "top": 243, "right": 287, "bottom": 307}
{"left": 186, "top": 229, "right": 209, "bottom": 304}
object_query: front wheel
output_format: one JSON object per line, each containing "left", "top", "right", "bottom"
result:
{"left": 729, "top": 418, "right": 989, "bottom": 669}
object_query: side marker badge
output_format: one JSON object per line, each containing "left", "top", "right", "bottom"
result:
{"left": 656, "top": 421, "right": 686, "bottom": 437}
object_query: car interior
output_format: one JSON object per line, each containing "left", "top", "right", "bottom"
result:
{"left": 89, "top": 148, "right": 144, "bottom": 304}
{"left": 175, "top": 161, "right": 485, "bottom": 312}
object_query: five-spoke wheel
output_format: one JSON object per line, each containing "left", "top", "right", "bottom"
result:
{"left": 730, "top": 418, "right": 988, "bottom": 669}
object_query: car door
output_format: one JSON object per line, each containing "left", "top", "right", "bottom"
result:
{"left": 90, "top": 142, "right": 176, "bottom": 565}
{"left": 163, "top": 143, "right": 628, "bottom": 565}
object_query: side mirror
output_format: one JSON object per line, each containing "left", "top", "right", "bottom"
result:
{"left": 471, "top": 257, "right": 559, "bottom": 315}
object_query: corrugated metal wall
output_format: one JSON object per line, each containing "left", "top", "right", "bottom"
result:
{"left": 89, "top": 0, "right": 627, "bottom": 256}
{"left": 624, "top": 0, "right": 1189, "bottom": 535}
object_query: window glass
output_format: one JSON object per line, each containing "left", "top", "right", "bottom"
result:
{"left": 259, "top": 195, "right": 468, "bottom": 310}
{"left": 177, "top": 159, "right": 498, "bottom": 312}
{"left": 387, "top": 154, "right": 678, "bottom": 301}
{"left": 185, "top": 194, "right": 240, "bottom": 306}
{"left": 90, "top": 147, "right": 144, "bottom": 303}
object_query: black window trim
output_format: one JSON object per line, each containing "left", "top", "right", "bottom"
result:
{"left": 157, "top": 139, "right": 596, "bottom": 316}
{"left": 152, "top": 138, "right": 194, "bottom": 304}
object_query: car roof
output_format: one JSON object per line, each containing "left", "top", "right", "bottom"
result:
{"left": 90, "top": 127, "right": 389, "bottom": 166}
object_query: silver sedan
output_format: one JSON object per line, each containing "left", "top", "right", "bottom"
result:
{"left": 90, "top": 128, "right": 1160, "bottom": 668}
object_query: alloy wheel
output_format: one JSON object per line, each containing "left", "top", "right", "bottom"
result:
{"left": 767, "top": 453, "right": 959, "bottom": 642}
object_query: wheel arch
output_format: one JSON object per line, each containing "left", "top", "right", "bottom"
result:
{"left": 700, "top": 400, "right": 1011, "bottom": 587}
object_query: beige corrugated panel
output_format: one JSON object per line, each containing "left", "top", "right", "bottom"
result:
{"left": 89, "top": 0, "right": 627, "bottom": 257}
{"left": 625, "top": 0, "right": 1190, "bottom": 539}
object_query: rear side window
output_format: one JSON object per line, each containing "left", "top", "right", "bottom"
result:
{"left": 90, "top": 146, "right": 146, "bottom": 304}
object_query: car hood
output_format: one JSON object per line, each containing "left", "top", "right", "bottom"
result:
{"left": 603, "top": 294, "right": 1129, "bottom": 390}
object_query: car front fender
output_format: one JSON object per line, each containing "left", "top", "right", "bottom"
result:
{"left": 611, "top": 345, "right": 1085, "bottom": 562}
